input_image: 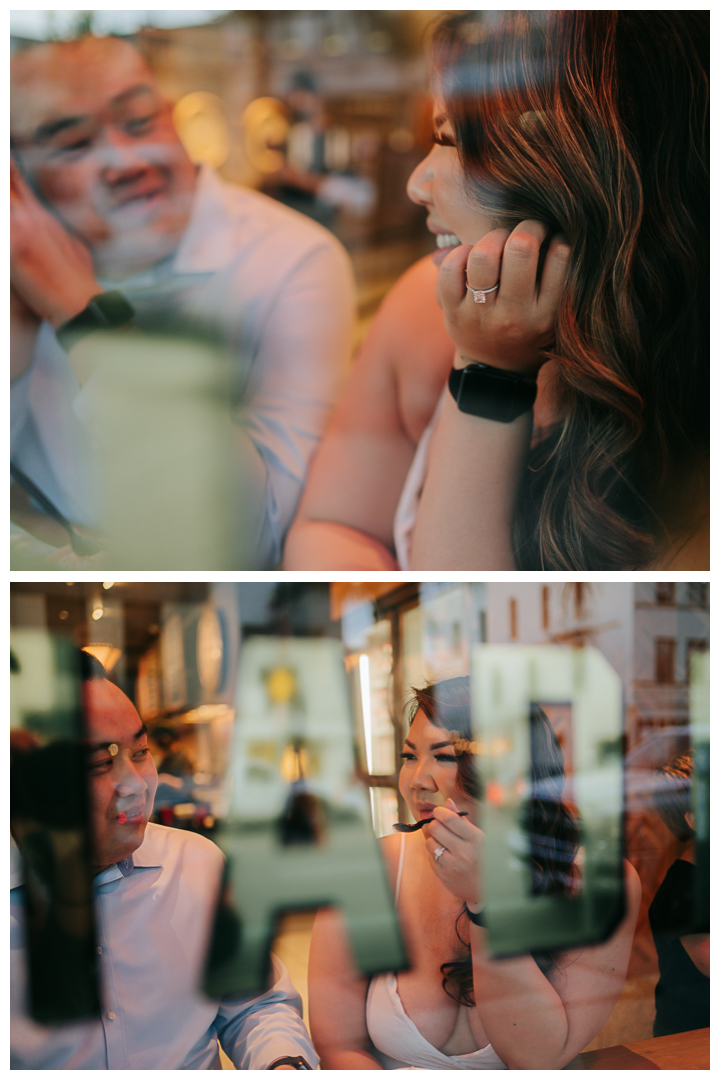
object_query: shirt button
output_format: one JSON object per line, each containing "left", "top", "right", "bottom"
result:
{"left": 96, "top": 947, "right": 103, "bottom": 955}
{"left": 107, "top": 1011, "right": 116, "bottom": 1021}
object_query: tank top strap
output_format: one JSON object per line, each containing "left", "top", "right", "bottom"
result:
{"left": 394, "top": 832, "right": 406, "bottom": 908}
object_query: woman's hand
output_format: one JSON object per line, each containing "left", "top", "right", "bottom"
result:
{"left": 425, "top": 798, "right": 483, "bottom": 906}
{"left": 436, "top": 220, "right": 571, "bottom": 377}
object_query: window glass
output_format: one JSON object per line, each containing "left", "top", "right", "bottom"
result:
{"left": 9, "top": 581, "right": 710, "bottom": 1050}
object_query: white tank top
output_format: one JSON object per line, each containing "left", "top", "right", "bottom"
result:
{"left": 393, "top": 395, "right": 444, "bottom": 571}
{"left": 365, "top": 835, "right": 507, "bottom": 1070}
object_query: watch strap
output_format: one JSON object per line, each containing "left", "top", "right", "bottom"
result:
{"left": 448, "top": 363, "right": 537, "bottom": 423}
{"left": 267, "top": 1056, "right": 313, "bottom": 1070}
{"left": 56, "top": 290, "right": 135, "bottom": 351}
{"left": 464, "top": 904, "right": 487, "bottom": 927}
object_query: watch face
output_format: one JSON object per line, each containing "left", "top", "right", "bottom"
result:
{"left": 454, "top": 365, "right": 536, "bottom": 423}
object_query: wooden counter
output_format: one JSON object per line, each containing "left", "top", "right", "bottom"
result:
{"left": 566, "top": 1027, "right": 709, "bottom": 1069}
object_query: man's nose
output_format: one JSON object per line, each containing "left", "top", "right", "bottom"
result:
{"left": 115, "top": 754, "right": 147, "bottom": 797}
{"left": 406, "top": 150, "right": 436, "bottom": 206}
{"left": 97, "top": 126, "right": 150, "bottom": 180}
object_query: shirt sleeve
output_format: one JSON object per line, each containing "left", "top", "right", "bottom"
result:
{"left": 214, "top": 954, "right": 319, "bottom": 1070}
{"left": 233, "top": 236, "right": 355, "bottom": 568}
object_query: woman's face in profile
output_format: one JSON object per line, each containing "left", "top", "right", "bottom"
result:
{"left": 399, "top": 708, "right": 477, "bottom": 823}
{"left": 406, "top": 98, "right": 496, "bottom": 256}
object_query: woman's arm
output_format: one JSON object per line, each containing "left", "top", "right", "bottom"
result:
{"left": 426, "top": 805, "right": 642, "bottom": 1069}
{"left": 283, "top": 255, "right": 454, "bottom": 569}
{"left": 409, "top": 221, "right": 570, "bottom": 570}
{"left": 307, "top": 907, "right": 383, "bottom": 1069}
{"left": 466, "top": 860, "right": 642, "bottom": 1069}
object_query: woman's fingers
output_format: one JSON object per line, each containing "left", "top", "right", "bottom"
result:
{"left": 436, "top": 243, "right": 474, "bottom": 306}
{"left": 426, "top": 814, "right": 475, "bottom": 853}
{"left": 499, "top": 220, "right": 549, "bottom": 303}
{"left": 538, "top": 233, "right": 571, "bottom": 318}
{"left": 465, "top": 229, "right": 510, "bottom": 293}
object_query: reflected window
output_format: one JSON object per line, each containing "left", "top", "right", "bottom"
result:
{"left": 686, "top": 583, "right": 708, "bottom": 608}
{"left": 655, "top": 637, "right": 676, "bottom": 685}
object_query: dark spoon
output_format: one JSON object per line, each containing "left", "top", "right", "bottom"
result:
{"left": 393, "top": 811, "right": 469, "bottom": 832}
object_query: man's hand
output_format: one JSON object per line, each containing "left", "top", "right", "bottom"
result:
{"left": 11, "top": 158, "right": 101, "bottom": 327}
{"left": 436, "top": 220, "right": 571, "bottom": 377}
{"left": 11, "top": 287, "right": 41, "bottom": 380}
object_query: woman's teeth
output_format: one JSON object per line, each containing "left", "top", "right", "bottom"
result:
{"left": 436, "top": 232, "right": 460, "bottom": 249}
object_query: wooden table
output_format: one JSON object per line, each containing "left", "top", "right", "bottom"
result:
{"left": 565, "top": 1027, "right": 709, "bottom": 1069}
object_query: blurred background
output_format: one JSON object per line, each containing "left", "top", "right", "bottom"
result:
{"left": 10, "top": 580, "right": 709, "bottom": 1056}
{"left": 11, "top": 9, "right": 443, "bottom": 339}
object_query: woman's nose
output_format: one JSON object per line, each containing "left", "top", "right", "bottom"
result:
{"left": 409, "top": 761, "right": 437, "bottom": 790}
{"left": 406, "top": 150, "right": 435, "bottom": 206}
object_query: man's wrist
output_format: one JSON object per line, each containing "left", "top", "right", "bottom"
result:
{"left": 47, "top": 283, "right": 103, "bottom": 329}
{"left": 267, "top": 1055, "right": 313, "bottom": 1070}
{"left": 56, "top": 291, "right": 135, "bottom": 351}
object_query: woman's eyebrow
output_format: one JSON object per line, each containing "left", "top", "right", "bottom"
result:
{"left": 430, "top": 741, "right": 453, "bottom": 751}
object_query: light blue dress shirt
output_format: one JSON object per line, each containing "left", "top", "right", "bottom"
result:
{"left": 10, "top": 167, "right": 355, "bottom": 568}
{"left": 10, "top": 823, "right": 319, "bottom": 1069}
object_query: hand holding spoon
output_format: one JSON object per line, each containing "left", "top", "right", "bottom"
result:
{"left": 393, "top": 811, "right": 468, "bottom": 832}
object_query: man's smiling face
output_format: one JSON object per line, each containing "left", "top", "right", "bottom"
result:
{"left": 11, "top": 36, "right": 197, "bottom": 278}
{"left": 83, "top": 677, "right": 158, "bottom": 872}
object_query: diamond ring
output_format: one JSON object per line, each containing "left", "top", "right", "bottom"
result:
{"left": 466, "top": 281, "right": 500, "bottom": 304}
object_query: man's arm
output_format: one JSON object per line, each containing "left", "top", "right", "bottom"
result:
{"left": 232, "top": 236, "right": 355, "bottom": 568}
{"left": 283, "top": 254, "right": 454, "bottom": 570}
{"left": 214, "top": 954, "right": 319, "bottom": 1070}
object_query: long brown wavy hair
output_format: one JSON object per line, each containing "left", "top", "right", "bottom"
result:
{"left": 432, "top": 11, "right": 709, "bottom": 569}
{"left": 408, "top": 678, "right": 580, "bottom": 1006}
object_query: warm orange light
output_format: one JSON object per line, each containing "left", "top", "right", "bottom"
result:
{"left": 82, "top": 644, "right": 122, "bottom": 672}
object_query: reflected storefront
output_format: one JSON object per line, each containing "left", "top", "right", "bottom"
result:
{"left": 10, "top": 581, "right": 709, "bottom": 1069}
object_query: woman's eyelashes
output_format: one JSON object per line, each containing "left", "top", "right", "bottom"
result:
{"left": 399, "top": 751, "right": 457, "bottom": 763}
{"left": 432, "top": 131, "right": 457, "bottom": 147}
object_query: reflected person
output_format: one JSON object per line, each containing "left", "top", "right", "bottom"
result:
{"left": 649, "top": 752, "right": 709, "bottom": 1036}
{"left": 10, "top": 35, "right": 354, "bottom": 569}
{"left": 11, "top": 654, "right": 317, "bottom": 1069}
{"left": 309, "top": 677, "right": 641, "bottom": 1069}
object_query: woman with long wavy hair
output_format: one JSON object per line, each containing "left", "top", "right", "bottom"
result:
{"left": 285, "top": 11, "right": 708, "bottom": 570}
{"left": 308, "top": 677, "right": 641, "bottom": 1069}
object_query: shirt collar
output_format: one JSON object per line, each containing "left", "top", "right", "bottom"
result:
{"left": 172, "top": 164, "right": 247, "bottom": 275}
{"left": 10, "top": 823, "right": 165, "bottom": 891}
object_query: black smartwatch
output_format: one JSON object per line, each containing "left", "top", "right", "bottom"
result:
{"left": 267, "top": 1056, "right": 313, "bottom": 1070}
{"left": 464, "top": 904, "right": 487, "bottom": 927}
{"left": 56, "top": 290, "right": 135, "bottom": 351}
{"left": 448, "top": 362, "right": 537, "bottom": 423}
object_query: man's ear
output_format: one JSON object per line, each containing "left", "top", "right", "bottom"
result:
{"left": 684, "top": 810, "right": 695, "bottom": 833}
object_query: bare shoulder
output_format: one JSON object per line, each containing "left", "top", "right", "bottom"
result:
{"left": 370, "top": 254, "right": 448, "bottom": 346}
{"left": 622, "top": 857, "right": 642, "bottom": 916}
{"left": 360, "top": 254, "right": 454, "bottom": 442}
